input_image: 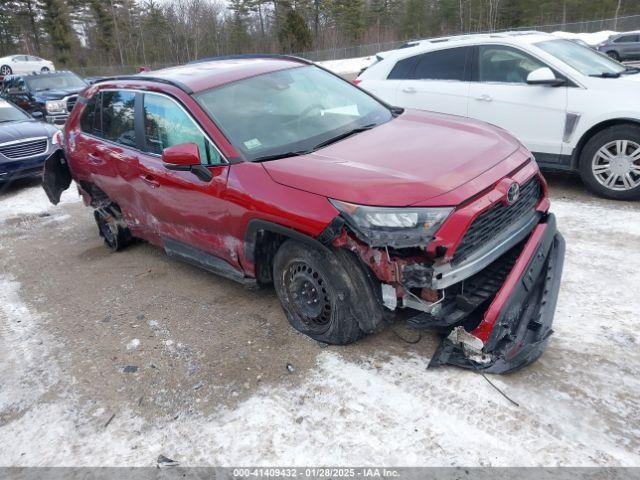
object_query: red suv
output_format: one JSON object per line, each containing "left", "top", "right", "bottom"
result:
{"left": 44, "top": 55, "right": 565, "bottom": 373}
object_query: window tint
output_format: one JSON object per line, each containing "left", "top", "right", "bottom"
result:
{"left": 143, "top": 93, "right": 221, "bottom": 165}
{"left": 413, "top": 47, "right": 470, "bottom": 81}
{"left": 101, "top": 90, "right": 136, "bottom": 147}
{"left": 80, "top": 93, "right": 100, "bottom": 134}
{"left": 387, "top": 56, "right": 419, "bottom": 79}
{"left": 614, "top": 34, "right": 638, "bottom": 43}
{"left": 478, "top": 45, "right": 546, "bottom": 84}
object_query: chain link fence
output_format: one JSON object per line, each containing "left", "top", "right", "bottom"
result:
{"left": 70, "top": 14, "right": 640, "bottom": 76}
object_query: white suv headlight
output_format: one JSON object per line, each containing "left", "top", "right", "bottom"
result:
{"left": 45, "top": 100, "right": 65, "bottom": 113}
{"left": 329, "top": 199, "right": 452, "bottom": 248}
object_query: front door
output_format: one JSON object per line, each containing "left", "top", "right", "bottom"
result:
{"left": 134, "top": 92, "right": 237, "bottom": 267}
{"left": 467, "top": 45, "right": 568, "bottom": 162}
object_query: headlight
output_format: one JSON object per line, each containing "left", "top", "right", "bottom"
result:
{"left": 51, "top": 129, "right": 63, "bottom": 145}
{"left": 45, "top": 100, "right": 65, "bottom": 113}
{"left": 329, "top": 199, "right": 452, "bottom": 248}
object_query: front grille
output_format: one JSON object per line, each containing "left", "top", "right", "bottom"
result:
{"left": 452, "top": 176, "right": 542, "bottom": 265}
{"left": 66, "top": 95, "right": 78, "bottom": 112}
{"left": 0, "top": 138, "right": 48, "bottom": 159}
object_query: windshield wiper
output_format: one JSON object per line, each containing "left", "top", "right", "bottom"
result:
{"left": 252, "top": 149, "right": 312, "bottom": 162}
{"left": 589, "top": 71, "right": 621, "bottom": 78}
{"left": 311, "top": 123, "right": 378, "bottom": 151}
{"left": 622, "top": 66, "right": 640, "bottom": 75}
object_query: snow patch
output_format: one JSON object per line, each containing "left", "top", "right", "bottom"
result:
{"left": 0, "top": 183, "right": 79, "bottom": 224}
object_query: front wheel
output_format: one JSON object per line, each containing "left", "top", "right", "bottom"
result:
{"left": 578, "top": 125, "right": 640, "bottom": 200}
{"left": 273, "top": 239, "right": 387, "bottom": 344}
{"left": 606, "top": 51, "right": 620, "bottom": 61}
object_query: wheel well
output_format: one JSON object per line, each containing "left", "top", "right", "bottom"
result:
{"left": 78, "top": 180, "right": 111, "bottom": 207}
{"left": 573, "top": 118, "right": 640, "bottom": 167}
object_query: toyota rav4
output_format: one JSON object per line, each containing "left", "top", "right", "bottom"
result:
{"left": 43, "top": 55, "right": 565, "bottom": 373}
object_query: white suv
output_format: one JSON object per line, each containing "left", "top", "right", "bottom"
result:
{"left": 356, "top": 31, "right": 640, "bottom": 200}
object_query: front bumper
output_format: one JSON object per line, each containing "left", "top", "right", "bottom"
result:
{"left": 428, "top": 213, "right": 565, "bottom": 374}
{"left": 0, "top": 153, "right": 51, "bottom": 183}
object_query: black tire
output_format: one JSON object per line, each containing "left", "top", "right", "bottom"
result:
{"left": 40, "top": 66, "right": 50, "bottom": 72}
{"left": 0, "top": 65, "right": 12, "bottom": 76}
{"left": 273, "top": 239, "right": 388, "bottom": 345}
{"left": 93, "top": 206, "right": 132, "bottom": 251}
{"left": 606, "top": 51, "right": 620, "bottom": 61}
{"left": 578, "top": 124, "right": 640, "bottom": 200}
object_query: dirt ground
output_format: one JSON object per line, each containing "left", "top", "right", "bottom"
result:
{"left": 0, "top": 171, "right": 639, "bottom": 466}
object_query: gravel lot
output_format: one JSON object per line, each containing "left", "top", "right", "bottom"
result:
{"left": 0, "top": 171, "right": 638, "bottom": 467}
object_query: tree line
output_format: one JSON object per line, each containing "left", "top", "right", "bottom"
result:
{"left": 0, "top": 0, "right": 638, "bottom": 72}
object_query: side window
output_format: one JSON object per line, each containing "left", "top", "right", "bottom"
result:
{"left": 101, "top": 90, "right": 136, "bottom": 147}
{"left": 412, "top": 47, "right": 471, "bottom": 81}
{"left": 478, "top": 45, "right": 547, "bottom": 84}
{"left": 387, "top": 56, "right": 419, "bottom": 79}
{"left": 614, "top": 35, "right": 638, "bottom": 43}
{"left": 142, "top": 93, "right": 221, "bottom": 166}
{"left": 80, "top": 93, "right": 100, "bottom": 135}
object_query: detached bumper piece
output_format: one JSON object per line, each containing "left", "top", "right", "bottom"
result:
{"left": 429, "top": 214, "right": 565, "bottom": 374}
{"left": 42, "top": 149, "right": 71, "bottom": 205}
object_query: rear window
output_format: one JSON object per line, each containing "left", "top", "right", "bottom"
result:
{"left": 387, "top": 56, "right": 419, "bottom": 79}
{"left": 413, "top": 47, "right": 470, "bottom": 81}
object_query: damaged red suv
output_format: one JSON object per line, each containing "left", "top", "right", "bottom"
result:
{"left": 44, "top": 55, "right": 565, "bottom": 373}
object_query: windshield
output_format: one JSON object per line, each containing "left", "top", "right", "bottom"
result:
{"left": 195, "top": 65, "right": 393, "bottom": 161}
{"left": 535, "top": 39, "right": 626, "bottom": 76}
{"left": 25, "top": 73, "right": 87, "bottom": 91}
{"left": 0, "top": 102, "right": 29, "bottom": 122}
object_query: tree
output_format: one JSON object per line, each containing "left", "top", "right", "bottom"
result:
{"left": 41, "top": 0, "right": 74, "bottom": 64}
{"left": 278, "top": 6, "right": 312, "bottom": 52}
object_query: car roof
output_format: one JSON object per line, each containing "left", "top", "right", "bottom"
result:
{"left": 98, "top": 55, "right": 310, "bottom": 94}
{"left": 383, "top": 30, "right": 557, "bottom": 57}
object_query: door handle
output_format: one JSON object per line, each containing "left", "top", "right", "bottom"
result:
{"left": 140, "top": 174, "right": 160, "bottom": 189}
{"left": 88, "top": 153, "right": 102, "bottom": 165}
{"left": 402, "top": 86, "right": 417, "bottom": 94}
{"left": 475, "top": 94, "right": 493, "bottom": 102}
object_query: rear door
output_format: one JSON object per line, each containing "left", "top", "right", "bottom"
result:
{"left": 394, "top": 46, "right": 473, "bottom": 116}
{"left": 467, "top": 44, "right": 568, "bottom": 162}
{"left": 135, "top": 92, "right": 236, "bottom": 266}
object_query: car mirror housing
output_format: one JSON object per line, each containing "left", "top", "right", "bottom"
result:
{"left": 162, "top": 142, "right": 212, "bottom": 182}
{"left": 527, "top": 67, "right": 564, "bottom": 86}
{"left": 31, "top": 111, "right": 43, "bottom": 120}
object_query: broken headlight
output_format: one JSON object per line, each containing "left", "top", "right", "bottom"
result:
{"left": 329, "top": 199, "right": 452, "bottom": 248}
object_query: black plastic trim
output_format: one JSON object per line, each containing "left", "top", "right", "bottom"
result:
{"left": 93, "top": 76, "right": 195, "bottom": 95}
{"left": 244, "top": 219, "right": 329, "bottom": 263}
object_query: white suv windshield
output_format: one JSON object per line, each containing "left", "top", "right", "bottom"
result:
{"left": 195, "top": 65, "right": 392, "bottom": 161}
{"left": 535, "top": 39, "right": 626, "bottom": 76}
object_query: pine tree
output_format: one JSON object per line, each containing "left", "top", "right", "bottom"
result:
{"left": 41, "top": 0, "right": 74, "bottom": 64}
{"left": 278, "top": 6, "right": 312, "bottom": 52}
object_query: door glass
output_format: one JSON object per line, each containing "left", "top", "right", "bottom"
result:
{"left": 101, "top": 90, "right": 137, "bottom": 147}
{"left": 614, "top": 35, "right": 638, "bottom": 43}
{"left": 142, "top": 93, "right": 221, "bottom": 165}
{"left": 478, "top": 46, "right": 547, "bottom": 84}
{"left": 80, "top": 93, "right": 100, "bottom": 135}
{"left": 387, "top": 56, "right": 419, "bottom": 79}
{"left": 413, "top": 47, "right": 470, "bottom": 80}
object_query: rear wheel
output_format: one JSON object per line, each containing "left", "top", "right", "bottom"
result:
{"left": 93, "top": 205, "right": 132, "bottom": 251}
{"left": 273, "top": 239, "right": 387, "bottom": 344}
{"left": 0, "top": 65, "right": 11, "bottom": 76}
{"left": 606, "top": 50, "right": 620, "bottom": 61}
{"left": 40, "top": 66, "right": 49, "bottom": 73}
{"left": 579, "top": 125, "right": 640, "bottom": 200}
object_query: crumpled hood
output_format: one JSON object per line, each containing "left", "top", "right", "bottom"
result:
{"left": 262, "top": 110, "right": 522, "bottom": 207}
{"left": 0, "top": 120, "right": 55, "bottom": 145}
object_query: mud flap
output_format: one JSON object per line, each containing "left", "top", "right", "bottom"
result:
{"left": 42, "top": 149, "right": 72, "bottom": 205}
{"left": 429, "top": 215, "right": 565, "bottom": 374}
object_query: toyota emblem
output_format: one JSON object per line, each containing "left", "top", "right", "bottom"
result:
{"left": 506, "top": 182, "right": 520, "bottom": 204}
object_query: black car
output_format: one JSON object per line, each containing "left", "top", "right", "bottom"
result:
{"left": 0, "top": 71, "right": 88, "bottom": 125}
{"left": 0, "top": 99, "right": 62, "bottom": 185}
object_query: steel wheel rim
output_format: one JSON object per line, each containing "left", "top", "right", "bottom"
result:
{"left": 285, "top": 261, "right": 332, "bottom": 332}
{"left": 591, "top": 139, "right": 640, "bottom": 191}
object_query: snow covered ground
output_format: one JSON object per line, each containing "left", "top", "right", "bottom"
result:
{"left": 0, "top": 178, "right": 638, "bottom": 467}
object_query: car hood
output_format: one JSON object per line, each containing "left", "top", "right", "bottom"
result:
{"left": 34, "top": 88, "right": 84, "bottom": 101}
{"left": 0, "top": 120, "right": 55, "bottom": 144}
{"left": 262, "top": 110, "right": 522, "bottom": 207}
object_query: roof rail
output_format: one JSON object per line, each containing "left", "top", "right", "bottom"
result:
{"left": 187, "top": 53, "right": 313, "bottom": 65}
{"left": 92, "top": 75, "right": 195, "bottom": 95}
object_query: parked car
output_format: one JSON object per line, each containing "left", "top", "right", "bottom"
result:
{"left": 43, "top": 55, "right": 565, "bottom": 373}
{"left": 0, "top": 55, "right": 55, "bottom": 76}
{"left": 0, "top": 99, "right": 63, "bottom": 185}
{"left": 1, "top": 71, "right": 87, "bottom": 125}
{"left": 356, "top": 31, "right": 640, "bottom": 200}
{"left": 597, "top": 32, "right": 640, "bottom": 61}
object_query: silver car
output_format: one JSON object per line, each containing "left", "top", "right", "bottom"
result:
{"left": 597, "top": 32, "right": 640, "bottom": 61}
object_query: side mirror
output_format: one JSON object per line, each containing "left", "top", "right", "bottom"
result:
{"left": 31, "top": 111, "right": 43, "bottom": 120}
{"left": 162, "top": 142, "right": 212, "bottom": 182}
{"left": 527, "top": 67, "right": 564, "bottom": 86}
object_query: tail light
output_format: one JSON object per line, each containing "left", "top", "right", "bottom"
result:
{"left": 352, "top": 79, "right": 362, "bottom": 86}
